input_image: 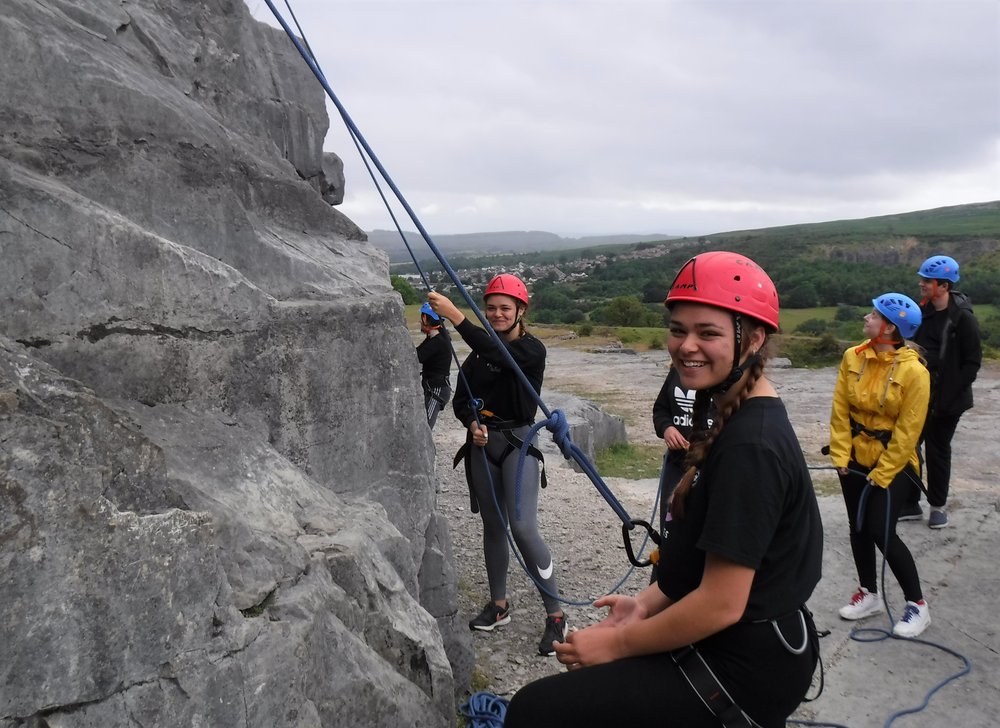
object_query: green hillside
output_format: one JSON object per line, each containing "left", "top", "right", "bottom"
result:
{"left": 400, "top": 201, "right": 1000, "bottom": 361}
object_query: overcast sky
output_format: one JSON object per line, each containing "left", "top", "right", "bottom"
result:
{"left": 247, "top": 1, "right": 999, "bottom": 238}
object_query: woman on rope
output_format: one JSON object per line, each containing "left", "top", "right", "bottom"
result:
{"left": 427, "top": 274, "right": 568, "bottom": 657}
{"left": 416, "top": 302, "right": 452, "bottom": 429}
{"left": 829, "top": 293, "right": 932, "bottom": 638}
{"left": 505, "top": 252, "right": 823, "bottom": 728}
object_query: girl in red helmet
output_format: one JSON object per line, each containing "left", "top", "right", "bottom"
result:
{"left": 506, "top": 252, "right": 823, "bottom": 728}
{"left": 427, "top": 274, "right": 569, "bottom": 657}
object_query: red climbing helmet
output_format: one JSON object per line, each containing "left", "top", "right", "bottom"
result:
{"left": 484, "top": 273, "right": 529, "bottom": 307}
{"left": 665, "top": 251, "right": 780, "bottom": 331}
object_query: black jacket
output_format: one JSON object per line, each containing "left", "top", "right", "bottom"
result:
{"left": 452, "top": 319, "right": 545, "bottom": 428}
{"left": 914, "top": 291, "right": 981, "bottom": 416}
{"left": 417, "top": 329, "right": 452, "bottom": 386}
{"left": 652, "top": 365, "right": 714, "bottom": 463}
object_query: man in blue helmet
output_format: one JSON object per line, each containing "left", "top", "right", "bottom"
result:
{"left": 901, "top": 255, "right": 982, "bottom": 529}
{"left": 416, "top": 302, "right": 452, "bottom": 428}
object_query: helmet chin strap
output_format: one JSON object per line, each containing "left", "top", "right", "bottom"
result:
{"left": 710, "top": 314, "right": 759, "bottom": 395}
{"left": 854, "top": 320, "right": 894, "bottom": 354}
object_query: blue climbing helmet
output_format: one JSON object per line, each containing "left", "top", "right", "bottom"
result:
{"left": 873, "top": 292, "right": 922, "bottom": 338}
{"left": 420, "top": 302, "right": 443, "bottom": 323}
{"left": 918, "top": 255, "right": 960, "bottom": 283}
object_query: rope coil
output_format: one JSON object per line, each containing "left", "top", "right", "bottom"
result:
{"left": 459, "top": 691, "right": 509, "bottom": 728}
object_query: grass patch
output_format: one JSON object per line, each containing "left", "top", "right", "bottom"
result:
{"left": 775, "top": 333, "right": 850, "bottom": 368}
{"left": 779, "top": 307, "right": 839, "bottom": 332}
{"left": 595, "top": 441, "right": 664, "bottom": 480}
{"left": 456, "top": 668, "right": 497, "bottom": 727}
{"left": 469, "top": 666, "right": 492, "bottom": 693}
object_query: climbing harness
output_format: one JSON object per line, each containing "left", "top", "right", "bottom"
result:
{"left": 849, "top": 417, "right": 892, "bottom": 448}
{"left": 672, "top": 605, "right": 822, "bottom": 728}
{"left": 671, "top": 644, "right": 762, "bottom": 728}
{"left": 453, "top": 424, "right": 549, "bottom": 498}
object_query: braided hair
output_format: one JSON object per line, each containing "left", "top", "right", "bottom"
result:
{"left": 670, "top": 317, "right": 772, "bottom": 519}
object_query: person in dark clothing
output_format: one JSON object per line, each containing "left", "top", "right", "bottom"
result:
{"left": 650, "top": 364, "right": 713, "bottom": 582}
{"left": 902, "top": 255, "right": 982, "bottom": 529}
{"left": 416, "top": 302, "right": 452, "bottom": 429}
{"left": 505, "top": 252, "right": 823, "bottom": 728}
{"left": 427, "top": 275, "right": 568, "bottom": 657}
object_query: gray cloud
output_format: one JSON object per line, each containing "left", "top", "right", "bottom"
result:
{"left": 249, "top": 0, "right": 999, "bottom": 236}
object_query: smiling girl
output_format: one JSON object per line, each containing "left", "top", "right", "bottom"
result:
{"left": 428, "top": 275, "right": 568, "bottom": 657}
{"left": 505, "top": 252, "right": 823, "bottom": 728}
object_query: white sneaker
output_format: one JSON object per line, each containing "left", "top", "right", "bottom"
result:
{"left": 838, "top": 587, "right": 885, "bottom": 620}
{"left": 893, "top": 600, "right": 931, "bottom": 638}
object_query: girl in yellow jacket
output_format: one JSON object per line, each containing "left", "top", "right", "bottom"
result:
{"left": 829, "top": 293, "right": 931, "bottom": 638}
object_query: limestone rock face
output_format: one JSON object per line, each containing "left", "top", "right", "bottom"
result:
{"left": 0, "top": 0, "right": 470, "bottom": 725}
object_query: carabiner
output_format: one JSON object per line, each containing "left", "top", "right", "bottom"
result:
{"left": 622, "top": 518, "right": 661, "bottom": 568}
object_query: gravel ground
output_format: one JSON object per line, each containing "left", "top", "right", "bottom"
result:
{"left": 432, "top": 342, "right": 1000, "bottom": 725}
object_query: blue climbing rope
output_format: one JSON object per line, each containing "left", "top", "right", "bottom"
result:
{"left": 793, "top": 464, "right": 972, "bottom": 727}
{"left": 459, "top": 691, "right": 509, "bottom": 728}
{"left": 262, "top": 0, "right": 645, "bottom": 541}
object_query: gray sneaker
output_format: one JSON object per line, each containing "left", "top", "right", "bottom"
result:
{"left": 469, "top": 601, "right": 511, "bottom": 631}
{"left": 928, "top": 509, "right": 949, "bottom": 529}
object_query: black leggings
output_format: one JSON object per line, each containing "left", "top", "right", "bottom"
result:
{"left": 839, "top": 463, "right": 923, "bottom": 602}
{"left": 505, "top": 611, "right": 818, "bottom": 728}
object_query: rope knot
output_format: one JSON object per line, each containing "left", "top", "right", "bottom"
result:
{"left": 545, "top": 409, "right": 573, "bottom": 457}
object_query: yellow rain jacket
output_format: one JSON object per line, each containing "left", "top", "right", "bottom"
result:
{"left": 829, "top": 342, "right": 929, "bottom": 488}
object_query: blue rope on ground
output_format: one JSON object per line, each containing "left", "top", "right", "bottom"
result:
{"left": 788, "top": 473, "right": 972, "bottom": 728}
{"left": 459, "top": 691, "right": 509, "bottom": 728}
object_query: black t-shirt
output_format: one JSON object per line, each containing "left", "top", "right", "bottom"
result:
{"left": 657, "top": 397, "right": 823, "bottom": 621}
{"left": 417, "top": 331, "right": 452, "bottom": 385}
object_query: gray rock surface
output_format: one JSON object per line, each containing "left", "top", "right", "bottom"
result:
{"left": 1, "top": 1, "right": 471, "bottom": 725}
{"left": 1, "top": 339, "right": 454, "bottom": 726}
{"left": 538, "top": 391, "right": 627, "bottom": 471}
